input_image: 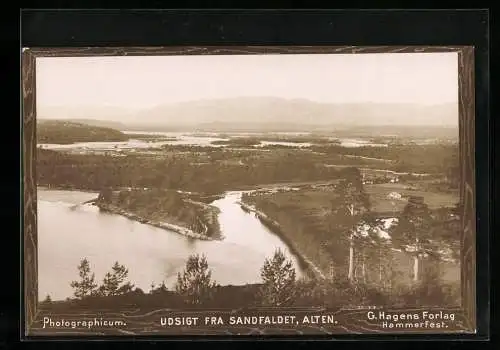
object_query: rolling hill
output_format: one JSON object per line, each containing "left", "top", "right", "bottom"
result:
{"left": 63, "top": 119, "right": 128, "bottom": 130}
{"left": 37, "top": 120, "right": 129, "bottom": 144}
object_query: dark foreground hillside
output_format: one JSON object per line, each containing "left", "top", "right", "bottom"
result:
{"left": 40, "top": 278, "right": 460, "bottom": 312}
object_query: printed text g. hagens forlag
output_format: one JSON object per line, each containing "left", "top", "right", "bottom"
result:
{"left": 367, "top": 311, "right": 456, "bottom": 322}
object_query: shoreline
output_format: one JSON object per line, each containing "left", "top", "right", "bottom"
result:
{"left": 97, "top": 203, "right": 221, "bottom": 241}
{"left": 238, "top": 201, "right": 326, "bottom": 280}
{"left": 38, "top": 185, "right": 222, "bottom": 241}
{"left": 39, "top": 185, "right": 330, "bottom": 274}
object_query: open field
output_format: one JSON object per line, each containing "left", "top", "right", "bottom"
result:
{"left": 364, "top": 183, "right": 459, "bottom": 212}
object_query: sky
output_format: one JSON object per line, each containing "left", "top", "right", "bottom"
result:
{"left": 36, "top": 52, "right": 458, "bottom": 117}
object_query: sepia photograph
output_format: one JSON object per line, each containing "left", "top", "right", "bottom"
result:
{"left": 22, "top": 47, "right": 476, "bottom": 336}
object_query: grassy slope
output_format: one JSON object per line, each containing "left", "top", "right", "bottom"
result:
{"left": 242, "top": 189, "right": 345, "bottom": 277}
{"left": 364, "top": 183, "right": 459, "bottom": 212}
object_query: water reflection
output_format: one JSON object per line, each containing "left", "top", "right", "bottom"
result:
{"left": 37, "top": 189, "right": 303, "bottom": 301}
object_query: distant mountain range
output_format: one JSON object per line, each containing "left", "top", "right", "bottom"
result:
{"left": 38, "top": 97, "right": 458, "bottom": 132}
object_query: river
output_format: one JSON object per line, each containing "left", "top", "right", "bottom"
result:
{"left": 37, "top": 188, "right": 303, "bottom": 301}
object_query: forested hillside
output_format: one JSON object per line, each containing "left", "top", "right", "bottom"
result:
{"left": 37, "top": 120, "right": 129, "bottom": 144}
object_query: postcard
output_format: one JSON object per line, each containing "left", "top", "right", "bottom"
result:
{"left": 22, "top": 46, "right": 476, "bottom": 337}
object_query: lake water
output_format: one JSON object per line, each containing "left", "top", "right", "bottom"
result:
{"left": 37, "top": 135, "right": 229, "bottom": 151}
{"left": 337, "top": 138, "right": 388, "bottom": 148}
{"left": 37, "top": 189, "right": 303, "bottom": 301}
{"left": 37, "top": 131, "right": 388, "bottom": 152}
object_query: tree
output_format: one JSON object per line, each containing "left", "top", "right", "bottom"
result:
{"left": 134, "top": 287, "right": 145, "bottom": 295}
{"left": 390, "top": 196, "right": 434, "bottom": 282}
{"left": 175, "top": 254, "right": 217, "bottom": 305}
{"left": 97, "top": 188, "right": 113, "bottom": 203}
{"left": 150, "top": 281, "right": 168, "bottom": 295}
{"left": 260, "top": 249, "right": 297, "bottom": 306}
{"left": 351, "top": 213, "right": 382, "bottom": 284}
{"left": 42, "top": 294, "right": 52, "bottom": 303}
{"left": 333, "top": 168, "right": 371, "bottom": 282}
{"left": 417, "top": 255, "right": 445, "bottom": 304}
{"left": 70, "top": 258, "right": 98, "bottom": 299}
{"left": 351, "top": 214, "right": 401, "bottom": 293}
{"left": 97, "top": 261, "right": 134, "bottom": 297}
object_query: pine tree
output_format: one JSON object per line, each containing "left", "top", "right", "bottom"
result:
{"left": 352, "top": 213, "right": 400, "bottom": 291}
{"left": 98, "top": 262, "right": 134, "bottom": 297}
{"left": 260, "top": 249, "right": 297, "bottom": 306}
{"left": 43, "top": 294, "right": 52, "bottom": 303}
{"left": 175, "top": 254, "right": 217, "bottom": 305}
{"left": 70, "top": 258, "right": 98, "bottom": 299}
{"left": 390, "top": 196, "right": 434, "bottom": 282}
{"left": 351, "top": 213, "right": 381, "bottom": 284}
{"left": 333, "top": 168, "right": 371, "bottom": 282}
